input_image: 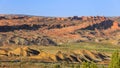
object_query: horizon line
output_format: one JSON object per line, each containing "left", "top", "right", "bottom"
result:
{"left": 0, "top": 13, "right": 120, "bottom": 17}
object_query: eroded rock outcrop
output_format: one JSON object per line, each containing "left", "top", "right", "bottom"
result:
{"left": 0, "top": 14, "right": 119, "bottom": 45}
{"left": 81, "top": 20, "right": 119, "bottom": 30}
{"left": 0, "top": 47, "right": 110, "bottom": 63}
{"left": 7, "top": 47, "right": 40, "bottom": 56}
{"left": 0, "top": 34, "right": 57, "bottom": 46}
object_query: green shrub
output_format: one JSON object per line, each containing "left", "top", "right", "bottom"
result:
{"left": 109, "top": 50, "right": 120, "bottom": 68}
{"left": 71, "top": 64, "right": 75, "bottom": 68}
{"left": 76, "top": 64, "right": 80, "bottom": 68}
{"left": 89, "top": 62, "right": 98, "bottom": 68}
{"left": 81, "top": 61, "right": 90, "bottom": 68}
{"left": 81, "top": 61, "right": 98, "bottom": 68}
{"left": 54, "top": 64, "right": 61, "bottom": 68}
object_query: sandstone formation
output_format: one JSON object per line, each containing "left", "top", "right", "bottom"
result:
{"left": 0, "top": 47, "right": 110, "bottom": 63}
{"left": 0, "top": 14, "right": 119, "bottom": 45}
{"left": 7, "top": 47, "right": 40, "bottom": 56}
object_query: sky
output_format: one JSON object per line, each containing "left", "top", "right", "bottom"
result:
{"left": 0, "top": 0, "right": 120, "bottom": 17}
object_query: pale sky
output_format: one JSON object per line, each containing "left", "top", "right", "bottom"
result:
{"left": 0, "top": 0, "right": 120, "bottom": 17}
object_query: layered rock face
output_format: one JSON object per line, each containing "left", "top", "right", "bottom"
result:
{"left": 0, "top": 15, "right": 119, "bottom": 30}
{"left": 0, "top": 47, "right": 110, "bottom": 63}
{"left": 81, "top": 20, "right": 119, "bottom": 30}
{"left": 0, "top": 15, "right": 119, "bottom": 45}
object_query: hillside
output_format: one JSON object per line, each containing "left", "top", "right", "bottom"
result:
{"left": 0, "top": 14, "right": 120, "bottom": 68}
{"left": 0, "top": 15, "right": 119, "bottom": 46}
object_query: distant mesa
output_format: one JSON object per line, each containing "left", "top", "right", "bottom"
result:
{"left": 68, "top": 16, "right": 106, "bottom": 21}
{"left": 0, "top": 14, "right": 119, "bottom": 32}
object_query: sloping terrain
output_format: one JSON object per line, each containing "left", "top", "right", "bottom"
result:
{"left": 0, "top": 14, "right": 119, "bottom": 45}
{"left": 0, "top": 47, "right": 110, "bottom": 63}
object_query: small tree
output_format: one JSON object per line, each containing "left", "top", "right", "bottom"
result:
{"left": 109, "top": 50, "right": 120, "bottom": 68}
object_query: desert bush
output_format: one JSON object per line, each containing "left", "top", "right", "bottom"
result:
{"left": 108, "top": 50, "right": 120, "bottom": 68}
{"left": 71, "top": 64, "right": 75, "bottom": 68}
{"left": 76, "top": 64, "right": 81, "bottom": 68}
{"left": 81, "top": 61, "right": 98, "bottom": 68}
{"left": 89, "top": 62, "right": 98, "bottom": 68}
{"left": 81, "top": 61, "right": 90, "bottom": 68}
{"left": 54, "top": 64, "right": 61, "bottom": 68}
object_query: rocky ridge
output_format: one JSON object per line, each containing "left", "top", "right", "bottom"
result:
{"left": 0, "top": 47, "right": 110, "bottom": 63}
{"left": 0, "top": 14, "right": 119, "bottom": 45}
